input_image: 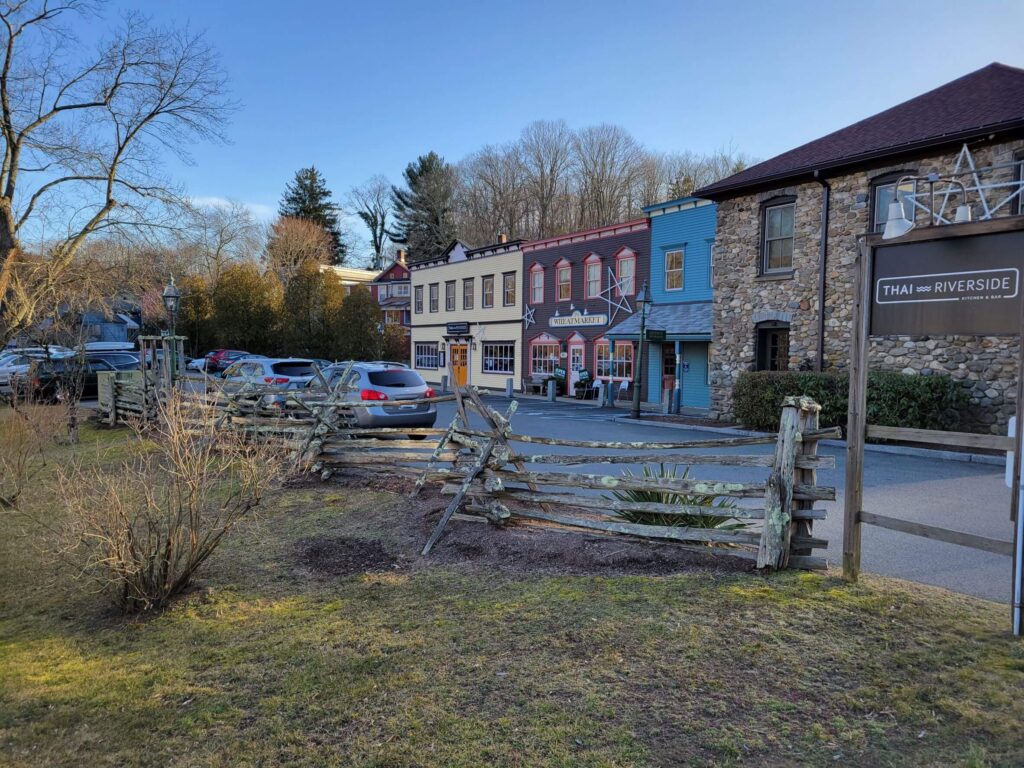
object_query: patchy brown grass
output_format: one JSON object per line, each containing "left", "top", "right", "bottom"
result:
{"left": 1, "top": 425, "right": 1022, "bottom": 767}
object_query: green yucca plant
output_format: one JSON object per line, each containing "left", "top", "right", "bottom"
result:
{"left": 607, "top": 464, "right": 747, "bottom": 531}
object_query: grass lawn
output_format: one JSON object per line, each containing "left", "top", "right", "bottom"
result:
{"left": 1, "top": 423, "right": 1023, "bottom": 767}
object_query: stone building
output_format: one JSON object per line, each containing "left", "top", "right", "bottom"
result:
{"left": 695, "top": 63, "right": 1024, "bottom": 432}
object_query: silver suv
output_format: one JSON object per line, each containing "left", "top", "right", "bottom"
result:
{"left": 316, "top": 362, "right": 436, "bottom": 429}
{"left": 218, "top": 358, "right": 320, "bottom": 393}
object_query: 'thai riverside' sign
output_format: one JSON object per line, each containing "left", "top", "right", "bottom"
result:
{"left": 870, "top": 229, "right": 1024, "bottom": 336}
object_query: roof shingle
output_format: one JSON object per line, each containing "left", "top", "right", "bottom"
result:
{"left": 696, "top": 63, "right": 1024, "bottom": 199}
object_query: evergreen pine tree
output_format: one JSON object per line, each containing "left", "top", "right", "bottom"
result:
{"left": 279, "top": 166, "right": 347, "bottom": 265}
{"left": 387, "top": 152, "right": 458, "bottom": 264}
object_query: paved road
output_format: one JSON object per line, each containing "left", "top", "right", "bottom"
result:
{"left": 434, "top": 394, "right": 1015, "bottom": 603}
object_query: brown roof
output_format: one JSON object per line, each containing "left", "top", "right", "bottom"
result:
{"left": 696, "top": 63, "right": 1024, "bottom": 199}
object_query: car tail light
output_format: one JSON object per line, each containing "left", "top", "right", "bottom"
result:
{"left": 264, "top": 377, "right": 289, "bottom": 384}
{"left": 360, "top": 389, "right": 388, "bottom": 401}
{"left": 424, "top": 387, "right": 436, "bottom": 398}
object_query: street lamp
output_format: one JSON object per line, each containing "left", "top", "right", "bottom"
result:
{"left": 162, "top": 277, "right": 181, "bottom": 380}
{"left": 630, "top": 281, "right": 651, "bottom": 420}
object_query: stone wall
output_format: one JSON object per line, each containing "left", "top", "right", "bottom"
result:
{"left": 710, "top": 139, "right": 1024, "bottom": 433}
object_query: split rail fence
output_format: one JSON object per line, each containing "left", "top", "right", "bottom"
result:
{"left": 98, "top": 358, "right": 837, "bottom": 571}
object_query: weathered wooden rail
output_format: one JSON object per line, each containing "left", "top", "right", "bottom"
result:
{"left": 407, "top": 374, "right": 836, "bottom": 570}
{"left": 99, "top": 358, "right": 836, "bottom": 572}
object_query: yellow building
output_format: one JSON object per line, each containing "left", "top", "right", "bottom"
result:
{"left": 410, "top": 237, "right": 524, "bottom": 391}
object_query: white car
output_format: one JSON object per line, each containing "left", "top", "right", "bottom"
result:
{"left": 0, "top": 354, "right": 35, "bottom": 396}
{"left": 186, "top": 357, "right": 208, "bottom": 372}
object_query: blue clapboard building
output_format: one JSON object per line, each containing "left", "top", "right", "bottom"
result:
{"left": 608, "top": 196, "right": 716, "bottom": 410}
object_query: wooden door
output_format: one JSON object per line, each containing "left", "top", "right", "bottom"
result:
{"left": 450, "top": 344, "right": 468, "bottom": 387}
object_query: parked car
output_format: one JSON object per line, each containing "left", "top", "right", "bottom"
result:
{"left": 85, "top": 351, "right": 140, "bottom": 371}
{"left": 218, "top": 358, "right": 319, "bottom": 395}
{"left": 313, "top": 363, "right": 437, "bottom": 431}
{"left": 81, "top": 341, "right": 136, "bottom": 353}
{"left": 0, "top": 354, "right": 35, "bottom": 397}
{"left": 186, "top": 356, "right": 208, "bottom": 372}
{"left": 16, "top": 357, "right": 116, "bottom": 402}
{"left": 204, "top": 349, "right": 252, "bottom": 374}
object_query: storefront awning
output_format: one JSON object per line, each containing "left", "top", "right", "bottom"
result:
{"left": 606, "top": 302, "right": 711, "bottom": 341}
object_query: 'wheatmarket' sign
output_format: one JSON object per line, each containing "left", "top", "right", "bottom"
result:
{"left": 548, "top": 311, "right": 607, "bottom": 328}
{"left": 870, "top": 229, "right": 1024, "bottom": 336}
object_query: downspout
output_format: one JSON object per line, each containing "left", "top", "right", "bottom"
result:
{"left": 814, "top": 171, "right": 830, "bottom": 372}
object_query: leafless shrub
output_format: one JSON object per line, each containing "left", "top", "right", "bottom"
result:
{"left": 0, "top": 400, "right": 64, "bottom": 508}
{"left": 57, "top": 395, "right": 283, "bottom": 613}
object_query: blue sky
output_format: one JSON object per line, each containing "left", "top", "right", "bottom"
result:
{"left": 100, "top": 0, "right": 1024, "bottom": 230}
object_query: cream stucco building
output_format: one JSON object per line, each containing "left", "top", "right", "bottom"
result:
{"left": 409, "top": 237, "right": 525, "bottom": 392}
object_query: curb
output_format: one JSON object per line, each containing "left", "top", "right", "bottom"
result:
{"left": 609, "top": 415, "right": 1003, "bottom": 466}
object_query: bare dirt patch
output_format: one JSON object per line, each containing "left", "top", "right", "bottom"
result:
{"left": 294, "top": 478, "right": 755, "bottom": 580}
{"left": 298, "top": 536, "right": 406, "bottom": 577}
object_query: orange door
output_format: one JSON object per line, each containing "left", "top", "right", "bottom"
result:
{"left": 450, "top": 344, "right": 468, "bottom": 387}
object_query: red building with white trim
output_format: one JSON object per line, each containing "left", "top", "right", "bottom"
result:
{"left": 520, "top": 219, "right": 650, "bottom": 396}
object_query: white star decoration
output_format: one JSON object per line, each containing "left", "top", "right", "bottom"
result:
{"left": 597, "top": 266, "right": 634, "bottom": 323}
{"left": 521, "top": 305, "right": 536, "bottom": 329}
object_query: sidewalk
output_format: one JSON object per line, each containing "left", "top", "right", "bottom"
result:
{"left": 610, "top": 413, "right": 1004, "bottom": 466}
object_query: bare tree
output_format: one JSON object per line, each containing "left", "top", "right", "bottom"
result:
{"left": 347, "top": 175, "right": 391, "bottom": 270}
{"left": 572, "top": 124, "right": 646, "bottom": 229}
{"left": 0, "top": 2, "right": 232, "bottom": 345}
{"left": 178, "top": 200, "right": 262, "bottom": 283}
{"left": 519, "top": 120, "right": 574, "bottom": 239}
{"left": 265, "top": 216, "right": 332, "bottom": 280}
{"left": 456, "top": 143, "right": 528, "bottom": 245}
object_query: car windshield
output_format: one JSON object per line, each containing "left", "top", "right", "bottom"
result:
{"left": 367, "top": 370, "right": 425, "bottom": 388}
{"left": 271, "top": 362, "right": 315, "bottom": 377}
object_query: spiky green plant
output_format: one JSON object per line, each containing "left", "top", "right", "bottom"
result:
{"left": 607, "top": 463, "right": 747, "bottom": 531}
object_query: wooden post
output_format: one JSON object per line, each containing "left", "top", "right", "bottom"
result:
{"left": 757, "top": 397, "right": 800, "bottom": 569}
{"left": 843, "top": 237, "right": 871, "bottom": 582}
{"left": 422, "top": 437, "right": 496, "bottom": 555}
{"left": 787, "top": 397, "right": 821, "bottom": 567}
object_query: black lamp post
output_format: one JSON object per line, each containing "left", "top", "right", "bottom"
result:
{"left": 630, "top": 281, "right": 651, "bottom": 420}
{"left": 162, "top": 276, "right": 181, "bottom": 379}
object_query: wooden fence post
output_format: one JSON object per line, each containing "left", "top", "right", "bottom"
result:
{"left": 787, "top": 397, "right": 822, "bottom": 568}
{"left": 757, "top": 397, "right": 802, "bottom": 569}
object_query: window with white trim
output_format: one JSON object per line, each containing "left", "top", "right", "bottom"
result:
{"left": 665, "top": 249, "right": 684, "bottom": 291}
{"left": 530, "top": 342, "right": 560, "bottom": 376}
{"left": 482, "top": 342, "right": 515, "bottom": 374}
{"left": 762, "top": 202, "right": 795, "bottom": 272}
{"left": 393, "top": 283, "right": 410, "bottom": 297}
{"left": 414, "top": 285, "right": 423, "bottom": 314}
{"left": 708, "top": 242, "right": 715, "bottom": 287}
{"left": 585, "top": 256, "right": 601, "bottom": 298}
{"left": 445, "top": 281, "right": 456, "bottom": 311}
{"left": 611, "top": 341, "right": 634, "bottom": 379}
{"left": 595, "top": 340, "right": 611, "bottom": 378}
{"left": 428, "top": 283, "right": 438, "bottom": 312}
{"left": 557, "top": 262, "right": 571, "bottom": 301}
{"left": 414, "top": 342, "right": 439, "bottom": 369}
{"left": 502, "top": 272, "right": 516, "bottom": 306}
{"left": 617, "top": 254, "right": 635, "bottom": 296}
{"left": 463, "top": 277, "right": 474, "bottom": 310}
{"left": 482, "top": 275, "right": 494, "bottom": 308}
{"left": 530, "top": 266, "right": 544, "bottom": 304}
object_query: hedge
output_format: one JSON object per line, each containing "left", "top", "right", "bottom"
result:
{"left": 732, "top": 370, "right": 970, "bottom": 434}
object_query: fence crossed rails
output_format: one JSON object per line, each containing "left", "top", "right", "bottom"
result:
{"left": 97, "top": 366, "right": 837, "bottom": 571}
